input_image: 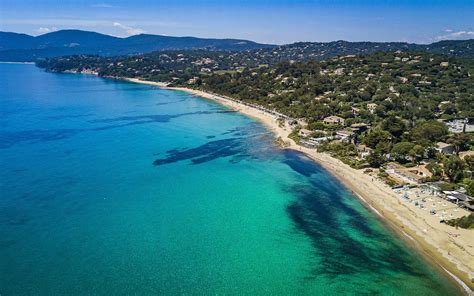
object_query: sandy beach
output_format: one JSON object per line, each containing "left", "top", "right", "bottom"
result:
{"left": 125, "top": 77, "right": 474, "bottom": 294}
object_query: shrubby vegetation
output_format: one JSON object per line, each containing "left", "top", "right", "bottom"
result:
{"left": 445, "top": 213, "right": 474, "bottom": 229}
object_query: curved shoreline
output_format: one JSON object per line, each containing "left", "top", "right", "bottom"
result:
{"left": 45, "top": 70, "right": 471, "bottom": 293}
{"left": 121, "top": 77, "right": 473, "bottom": 295}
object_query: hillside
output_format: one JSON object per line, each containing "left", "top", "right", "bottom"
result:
{"left": 0, "top": 30, "right": 275, "bottom": 62}
{"left": 2, "top": 30, "right": 474, "bottom": 62}
{"left": 245, "top": 40, "right": 474, "bottom": 63}
{"left": 37, "top": 49, "right": 474, "bottom": 126}
{"left": 36, "top": 49, "right": 474, "bottom": 174}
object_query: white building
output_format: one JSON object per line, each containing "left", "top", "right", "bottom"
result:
{"left": 435, "top": 142, "right": 455, "bottom": 154}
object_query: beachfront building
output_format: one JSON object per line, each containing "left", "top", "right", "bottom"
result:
{"left": 420, "top": 183, "right": 442, "bottom": 196}
{"left": 357, "top": 144, "right": 373, "bottom": 159}
{"left": 435, "top": 142, "right": 455, "bottom": 155}
{"left": 300, "top": 136, "right": 335, "bottom": 148}
{"left": 298, "top": 128, "right": 313, "bottom": 138}
{"left": 385, "top": 163, "right": 430, "bottom": 184}
{"left": 323, "top": 115, "right": 345, "bottom": 125}
{"left": 187, "top": 77, "right": 200, "bottom": 84}
{"left": 299, "top": 140, "right": 317, "bottom": 148}
{"left": 442, "top": 191, "right": 474, "bottom": 211}
{"left": 406, "top": 165, "right": 432, "bottom": 178}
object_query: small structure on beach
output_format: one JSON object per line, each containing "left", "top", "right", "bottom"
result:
{"left": 443, "top": 191, "right": 474, "bottom": 211}
{"left": 300, "top": 136, "right": 334, "bottom": 148}
{"left": 420, "top": 183, "right": 442, "bottom": 195}
{"left": 386, "top": 163, "right": 428, "bottom": 184}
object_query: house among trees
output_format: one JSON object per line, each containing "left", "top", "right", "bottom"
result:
{"left": 323, "top": 115, "right": 345, "bottom": 125}
{"left": 351, "top": 107, "right": 361, "bottom": 116}
{"left": 187, "top": 77, "right": 200, "bottom": 84}
{"left": 335, "top": 130, "right": 355, "bottom": 142}
{"left": 367, "top": 103, "right": 378, "bottom": 114}
{"left": 356, "top": 144, "right": 373, "bottom": 159}
{"left": 438, "top": 101, "right": 451, "bottom": 109}
{"left": 435, "top": 142, "right": 455, "bottom": 154}
{"left": 350, "top": 123, "right": 369, "bottom": 133}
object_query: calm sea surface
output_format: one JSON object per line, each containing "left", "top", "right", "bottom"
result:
{"left": 0, "top": 64, "right": 460, "bottom": 295}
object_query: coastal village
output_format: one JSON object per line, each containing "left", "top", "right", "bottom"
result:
{"left": 190, "top": 86, "right": 474, "bottom": 221}
{"left": 38, "top": 43, "right": 474, "bottom": 290}
{"left": 195, "top": 87, "right": 474, "bottom": 287}
{"left": 40, "top": 50, "right": 474, "bottom": 219}
{"left": 295, "top": 113, "right": 474, "bottom": 212}
{"left": 219, "top": 92, "right": 474, "bottom": 288}
{"left": 222, "top": 92, "right": 474, "bottom": 217}
{"left": 4, "top": 0, "right": 474, "bottom": 293}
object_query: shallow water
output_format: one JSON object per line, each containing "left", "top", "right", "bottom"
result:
{"left": 0, "top": 64, "right": 460, "bottom": 295}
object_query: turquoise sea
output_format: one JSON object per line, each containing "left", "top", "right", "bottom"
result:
{"left": 0, "top": 64, "right": 460, "bottom": 295}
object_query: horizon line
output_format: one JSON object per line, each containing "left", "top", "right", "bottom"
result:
{"left": 2, "top": 29, "right": 473, "bottom": 46}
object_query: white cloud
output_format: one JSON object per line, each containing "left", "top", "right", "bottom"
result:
{"left": 113, "top": 22, "right": 145, "bottom": 36}
{"left": 91, "top": 3, "right": 115, "bottom": 8}
{"left": 2, "top": 18, "right": 182, "bottom": 29}
{"left": 36, "top": 26, "right": 58, "bottom": 34}
{"left": 434, "top": 30, "right": 474, "bottom": 41}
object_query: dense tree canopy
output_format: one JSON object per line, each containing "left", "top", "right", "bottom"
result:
{"left": 410, "top": 121, "right": 449, "bottom": 143}
{"left": 442, "top": 156, "right": 465, "bottom": 182}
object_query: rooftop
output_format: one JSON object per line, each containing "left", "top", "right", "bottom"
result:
{"left": 436, "top": 142, "right": 453, "bottom": 149}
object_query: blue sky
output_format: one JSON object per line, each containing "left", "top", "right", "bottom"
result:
{"left": 1, "top": 0, "right": 473, "bottom": 44}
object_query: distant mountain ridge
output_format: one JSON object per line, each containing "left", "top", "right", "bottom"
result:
{"left": 0, "top": 30, "right": 276, "bottom": 62}
{"left": 1, "top": 29, "right": 473, "bottom": 62}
